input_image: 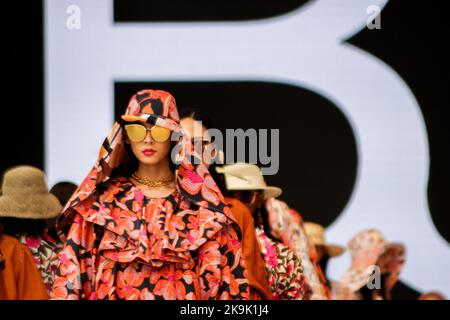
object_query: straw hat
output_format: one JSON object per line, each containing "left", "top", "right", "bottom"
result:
{"left": 340, "top": 229, "right": 405, "bottom": 293}
{"left": 0, "top": 166, "right": 62, "bottom": 219}
{"left": 215, "top": 163, "right": 282, "bottom": 199}
{"left": 304, "top": 222, "right": 345, "bottom": 258}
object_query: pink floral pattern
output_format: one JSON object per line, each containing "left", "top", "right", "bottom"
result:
{"left": 265, "top": 198, "right": 330, "bottom": 299}
{"left": 19, "top": 233, "right": 63, "bottom": 294}
{"left": 255, "top": 228, "right": 310, "bottom": 300}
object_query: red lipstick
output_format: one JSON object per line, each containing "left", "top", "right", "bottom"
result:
{"left": 142, "top": 148, "right": 156, "bottom": 157}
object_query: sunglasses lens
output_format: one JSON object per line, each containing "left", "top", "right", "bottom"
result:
{"left": 125, "top": 124, "right": 147, "bottom": 142}
{"left": 151, "top": 126, "right": 171, "bottom": 142}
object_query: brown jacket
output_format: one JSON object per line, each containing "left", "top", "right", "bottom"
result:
{"left": 0, "top": 234, "right": 49, "bottom": 300}
{"left": 225, "top": 197, "right": 272, "bottom": 300}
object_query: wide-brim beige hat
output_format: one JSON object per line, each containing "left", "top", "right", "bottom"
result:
{"left": 215, "top": 163, "right": 282, "bottom": 199}
{"left": 340, "top": 229, "right": 406, "bottom": 293}
{"left": 0, "top": 166, "right": 62, "bottom": 219}
{"left": 304, "top": 222, "right": 345, "bottom": 258}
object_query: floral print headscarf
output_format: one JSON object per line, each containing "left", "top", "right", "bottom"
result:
{"left": 57, "top": 89, "right": 234, "bottom": 235}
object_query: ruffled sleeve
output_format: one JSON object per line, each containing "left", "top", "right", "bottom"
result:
{"left": 51, "top": 213, "right": 98, "bottom": 300}
{"left": 197, "top": 222, "right": 250, "bottom": 300}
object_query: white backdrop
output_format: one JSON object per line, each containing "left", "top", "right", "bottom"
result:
{"left": 45, "top": 0, "right": 450, "bottom": 296}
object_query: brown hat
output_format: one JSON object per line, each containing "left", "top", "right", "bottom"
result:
{"left": 0, "top": 166, "right": 62, "bottom": 219}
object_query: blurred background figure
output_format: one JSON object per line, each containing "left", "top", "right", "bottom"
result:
{"left": 180, "top": 110, "right": 272, "bottom": 300}
{"left": 304, "top": 222, "right": 358, "bottom": 300}
{"left": 0, "top": 221, "right": 48, "bottom": 299}
{"left": 0, "top": 166, "right": 63, "bottom": 295}
{"left": 49, "top": 181, "right": 77, "bottom": 239}
{"left": 340, "top": 229, "right": 406, "bottom": 300}
{"left": 264, "top": 198, "right": 330, "bottom": 299}
{"left": 49, "top": 181, "right": 78, "bottom": 206}
{"left": 179, "top": 107, "right": 223, "bottom": 169}
{"left": 217, "top": 163, "right": 311, "bottom": 300}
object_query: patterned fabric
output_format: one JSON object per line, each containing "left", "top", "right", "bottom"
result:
{"left": 52, "top": 89, "right": 249, "bottom": 300}
{"left": 265, "top": 198, "right": 330, "bottom": 300}
{"left": 57, "top": 89, "right": 235, "bottom": 236}
{"left": 51, "top": 178, "right": 249, "bottom": 300}
{"left": 18, "top": 233, "right": 62, "bottom": 294}
{"left": 255, "top": 228, "right": 310, "bottom": 300}
{"left": 340, "top": 229, "right": 406, "bottom": 294}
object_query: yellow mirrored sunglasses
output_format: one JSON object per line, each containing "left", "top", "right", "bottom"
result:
{"left": 124, "top": 124, "right": 171, "bottom": 143}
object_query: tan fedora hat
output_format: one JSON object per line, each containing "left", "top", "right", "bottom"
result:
{"left": 215, "top": 163, "right": 282, "bottom": 199}
{"left": 304, "top": 222, "right": 345, "bottom": 258}
{"left": 0, "top": 166, "right": 62, "bottom": 219}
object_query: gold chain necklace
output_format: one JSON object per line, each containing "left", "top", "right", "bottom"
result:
{"left": 132, "top": 172, "right": 175, "bottom": 188}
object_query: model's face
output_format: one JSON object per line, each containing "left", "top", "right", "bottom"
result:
{"left": 180, "top": 117, "right": 207, "bottom": 139}
{"left": 180, "top": 117, "right": 216, "bottom": 166}
{"left": 126, "top": 122, "right": 172, "bottom": 167}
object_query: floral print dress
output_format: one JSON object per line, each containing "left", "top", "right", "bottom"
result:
{"left": 18, "top": 233, "right": 62, "bottom": 294}
{"left": 52, "top": 178, "right": 250, "bottom": 300}
{"left": 255, "top": 228, "right": 310, "bottom": 300}
{"left": 265, "top": 198, "right": 330, "bottom": 299}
